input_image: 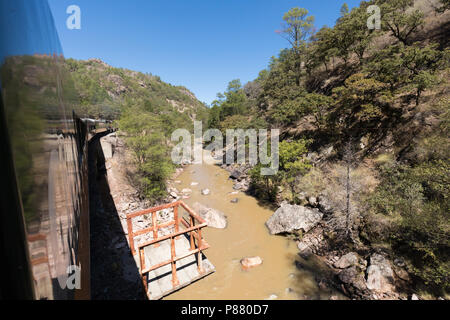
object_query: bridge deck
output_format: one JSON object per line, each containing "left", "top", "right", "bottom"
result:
{"left": 135, "top": 235, "right": 215, "bottom": 300}
{"left": 128, "top": 201, "right": 214, "bottom": 300}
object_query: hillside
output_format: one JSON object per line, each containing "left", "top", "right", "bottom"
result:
{"left": 210, "top": 0, "right": 449, "bottom": 298}
{"left": 64, "top": 57, "right": 209, "bottom": 123}
{"left": 62, "top": 57, "right": 210, "bottom": 204}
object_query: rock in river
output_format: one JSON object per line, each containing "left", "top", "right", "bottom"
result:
{"left": 201, "top": 188, "right": 210, "bottom": 195}
{"left": 181, "top": 188, "right": 192, "bottom": 195}
{"left": 192, "top": 202, "right": 227, "bottom": 229}
{"left": 240, "top": 256, "right": 263, "bottom": 270}
{"left": 265, "top": 202, "right": 323, "bottom": 235}
{"left": 169, "top": 192, "right": 178, "bottom": 199}
{"left": 230, "top": 169, "right": 245, "bottom": 180}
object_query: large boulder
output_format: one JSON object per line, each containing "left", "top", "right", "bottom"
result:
{"left": 334, "top": 252, "right": 359, "bottom": 269}
{"left": 265, "top": 203, "right": 323, "bottom": 235}
{"left": 365, "top": 254, "right": 394, "bottom": 293}
{"left": 317, "top": 195, "right": 333, "bottom": 214}
{"left": 240, "top": 256, "right": 263, "bottom": 270}
{"left": 338, "top": 266, "right": 369, "bottom": 298}
{"left": 230, "top": 168, "right": 245, "bottom": 180}
{"left": 192, "top": 202, "right": 227, "bottom": 229}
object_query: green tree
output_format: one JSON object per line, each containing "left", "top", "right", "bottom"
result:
{"left": 267, "top": 95, "right": 307, "bottom": 126}
{"left": 401, "top": 43, "right": 448, "bottom": 105}
{"left": 250, "top": 139, "right": 312, "bottom": 203}
{"left": 219, "top": 114, "right": 267, "bottom": 133}
{"left": 277, "top": 7, "right": 315, "bottom": 86}
{"left": 366, "top": 42, "right": 449, "bottom": 104}
{"left": 340, "top": 3, "right": 349, "bottom": 17}
{"left": 369, "top": 161, "right": 450, "bottom": 291}
{"left": 208, "top": 104, "right": 221, "bottom": 129}
{"left": 249, "top": 164, "right": 281, "bottom": 202}
{"left": 331, "top": 4, "right": 376, "bottom": 65}
{"left": 117, "top": 107, "right": 173, "bottom": 202}
{"left": 303, "top": 93, "right": 333, "bottom": 130}
{"left": 279, "top": 139, "right": 312, "bottom": 202}
{"left": 365, "top": 43, "right": 408, "bottom": 91}
{"left": 311, "top": 26, "right": 339, "bottom": 72}
{"left": 279, "top": 7, "right": 315, "bottom": 52}
{"left": 380, "top": 0, "right": 424, "bottom": 45}
{"left": 332, "top": 73, "right": 389, "bottom": 130}
{"left": 212, "top": 79, "right": 249, "bottom": 120}
{"left": 259, "top": 49, "right": 307, "bottom": 120}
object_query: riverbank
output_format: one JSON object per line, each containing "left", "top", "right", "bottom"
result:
{"left": 212, "top": 162, "right": 422, "bottom": 300}
{"left": 94, "top": 135, "right": 424, "bottom": 300}
{"left": 165, "top": 159, "right": 346, "bottom": 300}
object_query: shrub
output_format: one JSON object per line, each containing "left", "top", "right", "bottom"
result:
{"left": 368, "top": 161, "right": 450, "bottom": 292}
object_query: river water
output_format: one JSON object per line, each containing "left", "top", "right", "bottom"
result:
{"left": 166, "top": 160, "right": 338, "bottom": 300}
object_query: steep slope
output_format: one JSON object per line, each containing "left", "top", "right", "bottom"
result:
{"left": 63, "top": 57, "right": 209, "bottom": 123}
{"left": 211, "top": 0, "right": 449, "bottom": 298}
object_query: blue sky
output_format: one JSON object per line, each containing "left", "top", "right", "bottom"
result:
{"left": 48, "top": 0, "right": 361, "bottom": 105}
{"left": 0, "top": 0, "right": 62, "bottom": 66}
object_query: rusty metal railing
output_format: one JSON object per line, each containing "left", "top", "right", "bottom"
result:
{"left": 126, "top": 201, "right": 210, "bottom": 294}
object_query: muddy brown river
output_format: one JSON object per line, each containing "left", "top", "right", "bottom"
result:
{"left": 166, "top": 160, "right": 341, "bottom": 300}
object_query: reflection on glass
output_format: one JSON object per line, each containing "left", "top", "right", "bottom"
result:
{"left": 0, "top": 0, "right": 89, "bottom": 299}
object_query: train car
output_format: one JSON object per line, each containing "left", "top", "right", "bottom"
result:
{"left": 0, "top": 0, "right": 91, "bottom": 299}
{"left": 81, "top": 118, "right": 115, "bottom": 136}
